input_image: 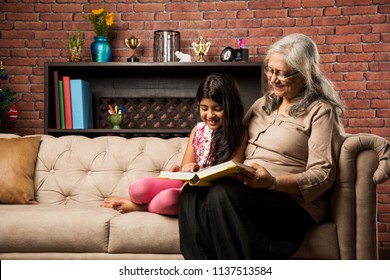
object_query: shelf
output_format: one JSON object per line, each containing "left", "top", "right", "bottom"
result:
{"left": 44, "top": 62, "right": 264, "bottom": 138}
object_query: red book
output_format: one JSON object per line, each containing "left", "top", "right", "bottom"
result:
{"left": 62, "top": 76, "right": 73, "bottom": 129}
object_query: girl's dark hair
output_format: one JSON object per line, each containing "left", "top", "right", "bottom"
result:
{"left": 196, "top": 73, "right": 245, "bottom": 165}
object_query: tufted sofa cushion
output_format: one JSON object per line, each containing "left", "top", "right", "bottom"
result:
{"left": 33, "top": 135, "right": 188, "bottom": 205}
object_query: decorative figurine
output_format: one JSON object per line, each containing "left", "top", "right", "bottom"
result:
{"left": 6, "top": 104, "right": 19, "bottom": 122}
{"left": 192, "top": 36, "right": 211, "bottom": 62}
{"left": 125, "top": 35, "right": 141, "bottom": 62}
{"left": 234, "top": 37, "right": 248, "bottom": 62}
{"left": 236, "top": 38, "right": 246, "bottom": 49}
{"left": 174, "top": 51, "right": 192, "bottom": 62}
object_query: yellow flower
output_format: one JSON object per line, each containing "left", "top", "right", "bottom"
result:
{"left": 84, "top": 8, "right": 114, "bottom": 37}
{"left": 106, "top": 12, "right": 114, "bottom": 26}
{"left": 92, "top": 8, "right": 104, "bottom": 16}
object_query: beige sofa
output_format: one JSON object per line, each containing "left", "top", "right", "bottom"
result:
{"left": 0, "top": 133, "right": 389, "bottom": 260}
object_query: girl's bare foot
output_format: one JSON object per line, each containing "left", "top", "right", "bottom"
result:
{"left": 112, "top": 200, "right": 147, "bottom": 214}
{"left": 101, "top": 196, "right": 126, "bottom": 208}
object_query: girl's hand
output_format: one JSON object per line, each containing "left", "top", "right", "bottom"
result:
{"left": 181, "top": 163, "right": 200, "bottom": 172}
{"left": 234, "top": 163, "right": 275, "bottom": 189}
{"left": 168, "top": 164, "right": 180, "bottom": 172}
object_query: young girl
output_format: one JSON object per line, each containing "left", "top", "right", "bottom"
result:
{"left": 101, "top": 73, "right": 248, "bottom": 215}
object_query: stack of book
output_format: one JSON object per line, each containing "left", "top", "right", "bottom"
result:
{"left": 53, "top": 71, "right": 94, "bottom": 129}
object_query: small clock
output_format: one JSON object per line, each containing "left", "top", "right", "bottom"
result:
{"left": 220, "top": 47, "right": 236, "bottom": 62}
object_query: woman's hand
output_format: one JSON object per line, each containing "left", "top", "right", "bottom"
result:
{"left": 234, "top": 163, "right": 275, "bottom": 190}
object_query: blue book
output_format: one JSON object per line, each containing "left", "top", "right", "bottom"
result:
{"left": 70, "top": 79, "right": 93, "bottom": 129}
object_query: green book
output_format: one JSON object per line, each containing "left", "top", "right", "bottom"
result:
{"left": 58, "top": 80, "right": 65, "bottom": 129}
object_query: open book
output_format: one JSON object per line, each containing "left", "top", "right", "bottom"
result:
{"left": 158, "top": 160, "right": 254, "bottom": 187}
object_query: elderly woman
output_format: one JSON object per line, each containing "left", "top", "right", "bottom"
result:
{"left": 178, "top": 33, "right": 346, "bottom": 259}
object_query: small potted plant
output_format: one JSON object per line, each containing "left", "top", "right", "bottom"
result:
{"left": 68, "top": 29, "right": 84, "bottom": 62}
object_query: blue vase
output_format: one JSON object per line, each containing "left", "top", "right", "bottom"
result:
{"left": 90, "top": 36, "right": 112, "bottom": 62}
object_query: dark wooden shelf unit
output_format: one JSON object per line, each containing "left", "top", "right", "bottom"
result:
{"left": 44, "top": 62, "right": 263, "bottom": 138}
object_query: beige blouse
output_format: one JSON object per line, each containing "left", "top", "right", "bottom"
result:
{"left": 243, "top": 97, "right": 345, "bottom": 223}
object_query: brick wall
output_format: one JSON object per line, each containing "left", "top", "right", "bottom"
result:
{"left": 0, "top": 0, "right": 389, "bottom": 248}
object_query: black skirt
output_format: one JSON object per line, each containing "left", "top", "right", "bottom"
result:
{"left": 178, "top": 178, "right": 316, "bottom": 260}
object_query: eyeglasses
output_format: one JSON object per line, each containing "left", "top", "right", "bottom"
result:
{"left": 264, "top": 66, "right": 298, "bottom": 81}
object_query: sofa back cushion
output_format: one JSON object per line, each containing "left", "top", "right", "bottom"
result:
{"left": 34, "top": 135, "right": 187, "bottom": 206}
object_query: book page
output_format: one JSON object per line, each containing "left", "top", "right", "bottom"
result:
{"left": 195, "top": 161, "right": 253, "bottom": 183}
{"left": 158, "top": 171, "right": 195, "bottom": 181}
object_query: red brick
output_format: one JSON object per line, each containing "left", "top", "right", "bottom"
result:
{"left": 116, "top": 4, "right": 135, "bottom": 13}
{"left": 317, "top": 27, "right": 334, "bottom": 35}
{"left": 171, "top": 12, "right": 203, "bottom": 21}
{"left": 369, "top": 64, "right": 389, "bottom": 73}
{"left": 341, "top": 5, "right": 378, "bottom": 15}
{"left": 166, "top": 2, "right": 199, "bottom": 12}
{"left": 357, "top": 90, "right": 390, "bottom": 99}
{"left": 1, "top": 3, "right": 33, "bottom": 13}
{"left": 204, "top": 11, "right": 237, "bottom": 20}
{"left": 216, "top": 2, "right": 247, "bottom": 11}
{"left": 134, "top": 3, "right": 164, "bottom": 12}
{"left": 377, "top": 110, "right": 390, "bottom": 118}
{"left": 364, "top": 43, "right": 390, "bottom": 53}
{"left": 378, "top": 233, "right": 390, "bottom": 243}
{"left": 371, "top": 99, "right": 390, "bottom": 109}
{"left": 248, "top": 0, "right": 282, "bottom": 9}
{"left": 254, "top": 10, "right": 288, "bottom": 18}
{"left": 238, "top": 10, "right": 254, "bottom": 19}
{"left": 344, "top": 72, "right": 364, "bottom": 81}
{"left": 362, "top": 34, "right": 381, "bottom": 43}
{"left": 326, "top": 34, "right": 361, "bottom": 44}
{"left": 334, "top": 81, "right": 366, "bottom": 91}
{"left": 379, "top": 215, "right": 390, "bottom": 224}
{"left": 345, "top": 44, "right": 363, "bottom": 53}
{"left": 199, "top": 2, "right": 216, "bottom": 11}
{"left": 367, "top": 81, "right": 390, "bottom": 90}
{"left": 289, "top": 8, "right": 323, "bottom": 17}
{"left": 337, "top": 53, "right": 373, "bottom": 63}
{"left": 302, "top": 0, "right": 334, "bottom": 8}
{"left": 314, "top": 17, "right": 350, "bottom": 26}
{"left": 324, "top": 7, "right": 341, "bottom": 16}
{"left": 344, "top": 109, "right": 375, "bottom": 118}
{"left": 296, "top": 18, "right": 314, "bottom": 27}
{"left": 349, "top": 118, "right": 385, "bottom": 127}
{"left": 365, "top": 72, "right": 390, "bottom": 80}
{"left": 372, "top": 24, "right": 390, "bottom": 33}
{"left": 351, "top": 14, "right": 387, "bottom": 24}
{"left": 371, "top": 128, "right": 390, "bottom": 137}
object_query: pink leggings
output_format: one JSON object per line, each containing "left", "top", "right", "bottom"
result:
{"left": 129, "top": 177, "right": 184, "bottom": 216}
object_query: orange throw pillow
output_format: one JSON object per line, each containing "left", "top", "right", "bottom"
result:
{"left": 0, "top": 136, "right": 41, "bottom": 204}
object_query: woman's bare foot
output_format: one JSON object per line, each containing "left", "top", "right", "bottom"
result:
{"left": 112, "top": 200, "right": 147, "bottom": 214}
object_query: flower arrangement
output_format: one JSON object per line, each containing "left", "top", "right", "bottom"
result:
{"left": 85, "top": 8, "right": 114, "bottom": 37}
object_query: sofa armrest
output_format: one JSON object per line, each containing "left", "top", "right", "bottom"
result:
{"left": 331, "top": 133, "right": 390, "bottom": 259}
